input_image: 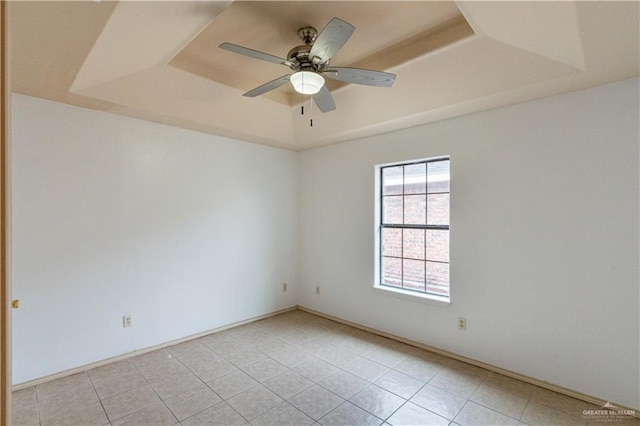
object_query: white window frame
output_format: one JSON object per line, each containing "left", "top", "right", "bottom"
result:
{"left": 373, "top": 156, "right": 451, "bottom": 306}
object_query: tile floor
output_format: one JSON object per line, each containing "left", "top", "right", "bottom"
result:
{"left": 11, "top": 309, "right": 639, "bottom": 426}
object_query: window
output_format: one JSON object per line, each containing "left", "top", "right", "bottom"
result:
{"left": 376, "top": 158, "right": 450, "bottom": 301}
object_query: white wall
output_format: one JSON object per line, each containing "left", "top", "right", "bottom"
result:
{"left": 297, "top": 78, "right": 639, "bottom": 409}
{"left": 11, "top": 94, "right": 298, "bottom": 384}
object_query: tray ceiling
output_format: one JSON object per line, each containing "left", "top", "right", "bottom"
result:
{"left": 9, "top": 1, "right": 640, "bottom": 151}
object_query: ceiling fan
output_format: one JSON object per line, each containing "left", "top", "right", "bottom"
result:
{"left": 219, "top": 17, "right": 396, "bottom": 113}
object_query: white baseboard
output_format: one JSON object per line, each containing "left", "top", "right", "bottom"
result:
{"left": 297, "top": 305, "right": 640, "bottom": 415}
{"left": 12, "top": 305, "right": 297, "bottom": 391}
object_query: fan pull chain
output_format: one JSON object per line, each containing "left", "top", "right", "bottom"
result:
{"left": 300, "top": 96, "right": 315, "bottom": 127}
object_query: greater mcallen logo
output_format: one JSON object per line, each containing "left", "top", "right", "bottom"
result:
{"left": 583, "top": 402, "right": 636, "bottom": 423}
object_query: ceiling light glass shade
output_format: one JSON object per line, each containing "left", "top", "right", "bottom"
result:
{"left": 290, "top": 71, "right": 325, "bottom": 95}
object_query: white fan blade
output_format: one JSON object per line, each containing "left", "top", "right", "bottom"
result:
{"left": 309, "top": 18, "right": 355, "bottom": 64}
{"left": 325, "top": 67, "right": 396, "bottom": 87}
{"left": 220, "top": 42, "right": 293, "bottom": 67}
{"left": 243, "top": 75, "right": 291, "bottom": 97}
{"left": 312, "top": 86, "right": 336, "bottom": 113}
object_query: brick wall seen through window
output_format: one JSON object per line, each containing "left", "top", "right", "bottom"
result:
{"left": 379, "top": 158, "right": 450, "bottom": 298}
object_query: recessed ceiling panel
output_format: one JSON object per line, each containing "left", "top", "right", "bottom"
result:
{"left": 71, "top": 1, "right": 230, "bottom": 92}
{"left": 169, "top": 1, "right": 466, "bottom": 105}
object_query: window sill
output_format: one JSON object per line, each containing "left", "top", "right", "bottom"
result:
{"left": 373, "top": 284, "right": 451, "bottom": 306}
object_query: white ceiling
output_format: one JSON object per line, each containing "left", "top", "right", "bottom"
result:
{"left": 9, "top": 1, "right": 640, "bottom": 151}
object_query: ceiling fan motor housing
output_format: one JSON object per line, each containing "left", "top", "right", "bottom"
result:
{"left": 287, "top": 45, "right": 330, "bottom": 72}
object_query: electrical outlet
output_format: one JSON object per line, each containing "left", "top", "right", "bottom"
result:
{"left": 123, "top": 315, "right": 132, "bottom": 328}
{"left": 316, "top": 286, "right": 320, "bottom": 294}
{"left": 282, "top": 282, "right": 288, "bottom": 292}
{"left": 457, "top": 317, "right": 466, "bottom": 331}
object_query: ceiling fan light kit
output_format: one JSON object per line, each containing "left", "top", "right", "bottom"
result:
{"left": 290, "top": 71, "right": 325, "bottom": 95}
{"left": 219, "top": 17, "right": 396, "bottom": 114}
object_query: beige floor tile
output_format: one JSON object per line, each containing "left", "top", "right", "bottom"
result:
{"left": 86, "top": 359, "right": 135, "bottom": 379}
{"left": 170, "top": 344, "right": 221, "bottom": 368}
{"left": 224, "top": 348, "right": 269, "bottom": 368}
{"left": 204, "top": 340, "right": 246, "bottom": 360}
{"left": 320, "top": 401, "right": 383, "bottom": 426}
{"left": 428, "top": 366, "right": 485, "bottom": 399}
{"left": 319, "top": 347, "right": 364, "bottom": 368}
{"left": 110, "top": 400, "right": 177, "bottom": 426}
{"left": 130, "top": 353, "right": 187, "bottom": 382}
{"left": 36, "top": 372, "right": 94, "bottom": 402}
{"left": 38, "top": 384, "right": 101, "bottom": 423}
{"left": 338, "top": 336, "right": 382, "bottom": 356}
{"left": 253, "top": 338, "right": 294, "bottom": 356}
{"left": 148, "top": 369, "right": 203, "bottom": 400}
{"left": 454, "top": 401, "right": 519, "bottom": 426}
{"left": 364, "top": 345, "right": 408, "bottom": 368}
{"left": 313, "top": 316, "right": 345, "bottom": 331}
{"left": 226, "top": 385, "right": 284, "bottom": 420}
{"left": 250, "top": 332, "right": 285, "bottom": 346}
{"left": 343, "top": 357, "right": 390, "bottom": 382}
{"left": 250, "top": 401, "right": 315, "bottom": 426}
{"left": 322, "top": 330, "right": 356, "bottom": 347}
{"left": 289, "top": 384, "right": 346, "bottom": 420}
{"left": 166, "top": 339, "right": 210, "bottom": 360}
{"left": 129, "top": 349, "right": 176, "bottom": 373}
{"left": 387, "top": 401, "right": 449, "bottom": 426}
{"left": 280, "top": 330, "right": 316, "bottom": 346}
{"left": 12, "top": 387, "right": 37, "bottom": 409}
{"left": 207, "top": 370, "right": 259, "bottom": 399}
{"left": 446, "top": 361, "right": 489, "bottom": 379}
{"left": 102, "top": 384, "right": 161, "bottom": 421}
{"left": 209, "top": 329, "right": 246, "bottom": 344}
{"left": 263, "top": 370, "right": 314, "bottom": 399}
{"left": 139, "top": 360, "right": 189, "bottom": 383}
{"left": 375, "top": 370, "right": 425, "bottom": 399}
{"left": 269, "top": 345, "right": 315, "bottom": 368}
{"left": 41, "top": 400, "right": 108, "bottom": 426}
{"left": 394, "top": 357, "right": 445, "bottom": 383}
{"left": 164, "top": 382, "right": 222, "bottom": 421}
{"left": 471, "top": 382, "right": 530, "bottom": 419}
{"left": 319, "top": 370, "right": 369, "bottom": 399}
{"left": 300, "top": 326, "right": 334, "bottom": 341}
{"left": 410, "top": 384, "right": 466, "bottom": 420}
{"left": 11, "top": 402, "right": 39, "bottom": 426}
{"left": 186, "top": 354, "right": 238, "bottom": 382}
{"left": 521, "top": 401, "right": 586, "bottom": 426}
{"left": 88, "top": 361, "right": 148, "bottom": 400}
{"left": 407, "top": 349, "right": 452, "bottom": 368}
{"left": 299, "top": 338, "right": 336, "bottom": 356}
{"left": 350, "top": 385, "right": 406, "bottom": 420}
{"left": 181, "top": 402, "right": 247, "bottom": 426}
{"left": 197, "top": 332, "right": 239, "bottom": 352}
{"left": 228, "top": 325, "right": 267, "bottom": 344}
{"left": 294, "top": 358, "right": 340, "bottom": 382}
{"left": 485, "top": 372, "right": 536, "bottom": 396}
{"left": 531, "top": 388, "right": 598, "bottom": 418}
{"left": 242, "top": 358, "right": 289, "bottom": 383}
